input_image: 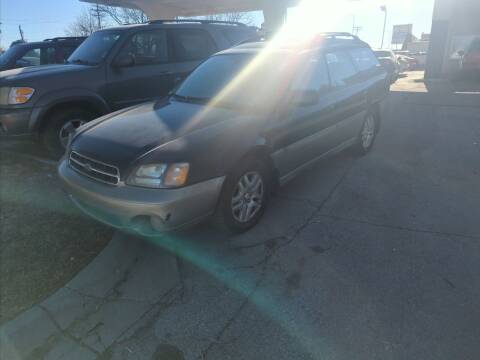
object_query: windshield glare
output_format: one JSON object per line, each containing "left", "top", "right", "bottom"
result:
{"left": 175, "top": 53, "right": 293, "bottom": 110}
{"left": 0, "top": 46, "right": 20, "bottom": 66}
{"left": 68, "top": 31, "right": 121, "bottom": 65}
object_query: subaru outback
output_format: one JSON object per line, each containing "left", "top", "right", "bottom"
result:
{"left": 58, "top": 33, "right": 389, "bottom": 235}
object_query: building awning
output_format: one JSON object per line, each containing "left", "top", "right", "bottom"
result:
{"left": 80, "top": 0, "right": 297, "bottom": 18}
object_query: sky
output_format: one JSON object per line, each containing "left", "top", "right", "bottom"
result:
{"left": 1, "top": 0, "right": 435, "bottom": 49}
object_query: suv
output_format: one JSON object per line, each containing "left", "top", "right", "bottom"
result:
{"left": 0, "top": 20, "right": 257, "bottom": 157}
{"left": 58, "top": 33, "right": 389, "bottom": 235}
{"left": 0, "top": 37, "right": 86, "bottom": 71}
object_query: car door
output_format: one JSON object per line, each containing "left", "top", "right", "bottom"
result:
{"left": 169, "top": 28, "right": 218, "bottom": 82}
{"left": 106, "top": 29, "right": 175, "bottom": 110}
{"left": 324, "top": 50, "right": 367, "bottom": 145}
{"left": 269, "top": 52, "right": 339, "bottom": 179}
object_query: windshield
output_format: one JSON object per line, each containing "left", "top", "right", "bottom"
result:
{"left": 0, "top": 46, "right": 20, "bottom": 66}
{"left": 68, "top": 31, "right": 121, "bottom": 65}
{"left": 174, "top": 53, "right": 293, "bottom": 110}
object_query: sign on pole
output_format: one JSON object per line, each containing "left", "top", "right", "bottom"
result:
{"left": 392, "top": 24, "right": 413, "bottom": 45}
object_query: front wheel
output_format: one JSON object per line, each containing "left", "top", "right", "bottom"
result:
{"left": 42, "top": 108, "right": 95, "bottom": 159}
{"left": 213, "top": 160, "right": 271, "bottom": 234}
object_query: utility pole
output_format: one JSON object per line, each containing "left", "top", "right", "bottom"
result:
{"left": 18, "top": 25, "right": 24, "bottom": 41}
{"left": 380, "top": 5, "right": 387, "bottom": 49}
{"left": 91, "top": 2, "right": 103, "bottom": 30}
{"left": 351, "top": 15, "right": 362, "bottom": 36}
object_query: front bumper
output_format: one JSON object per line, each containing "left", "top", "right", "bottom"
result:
{"left": 58, "top": 159, "right": 225, "bottom": 236}
{"left": 0, "top": 107, "right": 32, "bottom": 136}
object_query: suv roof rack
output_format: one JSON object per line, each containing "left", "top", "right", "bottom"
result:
{"left": 43, "top": 37, "right": 86, "bottom": 42}
{"left": 238, "top": 32, "right": 368, "bottom": 48}
{"left": 149, "top": 19, "right": 247, "bottom": 27}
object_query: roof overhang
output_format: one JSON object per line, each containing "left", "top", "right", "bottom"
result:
{"left": 80, "top": 0, "right": 298, "bottom": 17}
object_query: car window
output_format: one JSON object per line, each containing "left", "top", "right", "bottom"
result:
{"left": 350, "top": 48, "right": 380, "bottom": 72}
{"left": 291, "top": 53, "right": 330, "bottom": 93}
{"left": 325, "top": 51, "right": 358, "bottom": 87}
{"left": 172, "top": 29, "right": 216, "bottom": 62}
{"left": 19, "top": 48, "right": 41, "bottom": 66}
{"left": 119, "top": 30, "right": 168, "bottom": 66}
{"left": 60, "top": 45, "right": 78, "bottom": 63}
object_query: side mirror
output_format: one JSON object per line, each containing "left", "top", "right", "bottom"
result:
{"left": 113, "top": 54, "right": 135, "bottom": 68}
{"left": 291, "top": 90, "right": 319, "bottom": 107}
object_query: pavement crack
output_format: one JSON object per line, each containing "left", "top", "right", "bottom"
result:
{"left": 37, "top": 304, "right": 101, "bottom": 356}
{"left": 314, "top": 214, "right": 480, "bottom": 241}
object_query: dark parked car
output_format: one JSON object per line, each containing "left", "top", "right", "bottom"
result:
{"left": 460, "top": 37, "right": 480, "bottom": 74}
{"left": 374, "top": 49, "right": 400, "bottom": 83}
{"left": 0, "top": 37, "right": 86, "bottom": 71}
{"left": 0, "top": 20, "right": 257, "bottom": 157}
{"left": 58, "top": 33, "right": 389, "bottom": 235}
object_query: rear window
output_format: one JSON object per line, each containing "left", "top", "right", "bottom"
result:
{"left": 374, "top": 50, "right": 392, "bottom": 58}
{"left": 172, "top": 29, "right": 217, "bottom": 62}
{"left": 325, "top": 51, "right": 358, "bottom": 87}
{"left": 350, "top": 48, "right": 380, "bottom": 71}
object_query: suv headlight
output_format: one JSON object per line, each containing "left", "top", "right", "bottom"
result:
{"left": 0, "top": 87, "right": 35, "bottom": 105}
{"left": 127, "top": 163, "right": 190, "bottom": 188}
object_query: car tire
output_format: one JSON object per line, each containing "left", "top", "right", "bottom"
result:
{"left": 213, "top": 159, "right": 271, "bottom": 234}
{"left": 352, "top": 111, "right": 379, "bottom": 156}
{"left": 42, "top": 108, "right": 95, "bottom": 159}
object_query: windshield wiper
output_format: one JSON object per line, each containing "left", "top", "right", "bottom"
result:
{"left": 68, "top": 59, "right": 97, "bottom": 66}
{"left": 171, "top": 94, "right": 210, "bottom": 104}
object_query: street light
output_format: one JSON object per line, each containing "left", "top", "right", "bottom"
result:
{"left": 380, "top": 5, "right": 387, "bottom": 49}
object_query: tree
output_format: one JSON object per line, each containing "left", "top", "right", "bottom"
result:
{"left": 66, "top": 5, "right": 148, "bottom": 37}
{"left": 66, "top": 7, "right": 104, "bottom": 37}
{"left": 97, "top": 6, "right": 148, "bottom": 25}
{"left": 200, "top": 12, "right": 254, "bottom": 25}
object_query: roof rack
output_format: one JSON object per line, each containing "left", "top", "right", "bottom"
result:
{"left": 43, "top": 37, "right": 86, "bottom": 42}
{"left": 149, "top": 19, "right": 247, "bottom": 27}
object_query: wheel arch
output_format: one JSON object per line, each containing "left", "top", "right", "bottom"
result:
{"left": 31, "top": 93, "right": 110, "bottom": 133}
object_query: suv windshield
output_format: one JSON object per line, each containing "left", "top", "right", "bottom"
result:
{"left": 68, "top": 31, "right": 121, "bottom": 65}
{"left": 0, "top": 46, "right": 20, "bottom": 66}
{"left": 174, "top": 53, "right": 292, "bottom": 110}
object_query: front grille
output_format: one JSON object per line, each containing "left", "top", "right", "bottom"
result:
{"left": 69, "top": 151, "right": 120, "bottom": 185}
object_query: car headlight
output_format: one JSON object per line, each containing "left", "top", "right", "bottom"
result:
{"left": 0, "top": 87, "right": 35, "bottom": 105}
{"left": 127, "top": 163, "right": 190, "bottom": 188}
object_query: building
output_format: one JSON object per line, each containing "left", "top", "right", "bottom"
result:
{"left": 426, "top": 0, "right": 480, "bottom": 78}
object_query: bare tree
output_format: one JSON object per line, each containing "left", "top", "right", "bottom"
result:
{"left": 198, "top": 12, "right": 254, "bottom": 25}
{"left": 66, "top": 5, "right": 148, "bottom": 37}
{"left": 97, "top": 6, "right": 148, "bottom": 25}
{"left": 66, "top": 8, "right": 105, "bottom": 36}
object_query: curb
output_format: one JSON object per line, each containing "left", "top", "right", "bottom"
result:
{"left": 0, "top": 232, "right": 181, "bottom": 359}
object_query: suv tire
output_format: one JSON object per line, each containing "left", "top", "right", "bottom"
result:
{"left": 353, "top": 111, "right": 379, "bottom": 156}
{"left": 42, "top": 108, "right": 95, "bottom": 159}
{"left": 213, "top": 159, "right": 271, "bottom": 234}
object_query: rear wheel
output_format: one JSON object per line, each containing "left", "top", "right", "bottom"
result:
{"left": 213, "top": 160, "right": 271, "bottom": 233}
{"left": 353, "top": 112, "right": 378, "bottom": 155}
{"left": 42, "top": 108, "right": 95, "bottom": 159}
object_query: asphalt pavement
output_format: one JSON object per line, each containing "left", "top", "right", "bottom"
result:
{"left": 2, "top": 84, "right": 480, "bottom": 360}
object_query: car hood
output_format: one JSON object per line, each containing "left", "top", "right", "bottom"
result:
{"left": 0, "top": 64, "right": 88, "bottom": 81}
{"left": 71, "top": 98, "right": 245, "bottom": 171}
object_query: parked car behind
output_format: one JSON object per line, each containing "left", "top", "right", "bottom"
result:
{"left": 0, "top": 20, "right": 257, "bottom": 157}
{"left": 58, "top": 33, "right": 389, "bottom": 235}
{"left": 460, "top": 37, "right": 480, "bottom": 74}
{"left": 0, "top": 37, "right": 86, "bottom": 72}
{"left": 374, "top": 49, "right": 400, "bottom": 83}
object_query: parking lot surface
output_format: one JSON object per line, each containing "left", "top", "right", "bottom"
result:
{"left": 2, "top": 89, "right": 480, "bottom": 360}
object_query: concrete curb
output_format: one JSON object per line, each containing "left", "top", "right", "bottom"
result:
{"left": 0, "top": 232, "right": 181, "bottom": 360}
